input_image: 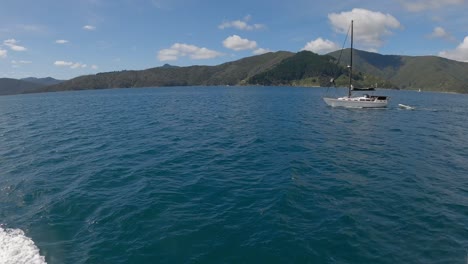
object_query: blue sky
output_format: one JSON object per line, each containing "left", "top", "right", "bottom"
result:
{"left": 0, "top": 0, "right": 467, "bottom": 80}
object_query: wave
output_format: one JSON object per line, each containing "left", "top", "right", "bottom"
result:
{"left": 0, "top": 227, "right": 46, "bottom": 264}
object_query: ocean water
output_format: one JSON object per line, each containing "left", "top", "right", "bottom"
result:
{"left": 0, "top": 86, "right": 467, "bottom": 264}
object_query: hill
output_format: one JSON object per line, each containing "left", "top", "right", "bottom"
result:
{"left": 0, "top": 77, "right": 64, "bottom": 96}
{"left": 328, "top": 49, "right": 468, "bottom": 93}
{"left": 21, "top": 77, "right": 64, "bottom": 86}
{"left": 247, "top": 51, "right": 396, "bottom": 88}
{"left": 0, "top": 78, "right": 43, "bottom": 95}
{"left": 7, "top": 49, "right": 468, "bottom": 95}
{"left": 36, "top": 51, "right": 294, "bottom": 93}
{"left": 34, "top": 50, "right": 397, "bottom": 94}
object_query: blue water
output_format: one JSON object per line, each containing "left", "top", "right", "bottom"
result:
{"left": 1, "top": 87, "right": 467, "bottom": 263}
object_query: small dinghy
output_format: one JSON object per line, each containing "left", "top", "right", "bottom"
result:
{"left": 398, "top": 104, "right": 415, "bottom": 110}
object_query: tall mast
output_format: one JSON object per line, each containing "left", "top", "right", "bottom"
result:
{"left": 348, "top": 20, "right": 353, "bottom": 97}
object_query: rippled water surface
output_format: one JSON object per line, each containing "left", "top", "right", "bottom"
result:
{"left": 1, "top": 87, "right": 467, "bottom": 263}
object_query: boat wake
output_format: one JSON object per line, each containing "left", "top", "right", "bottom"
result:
{"left": 0, "top": 227, "right": 46, "bottom": 264}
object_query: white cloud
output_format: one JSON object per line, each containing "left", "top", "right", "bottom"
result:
{"left": 400, "top": 0, "right": 466, "bottom": 12}
{"left": 54, "top": 60, "right": 89, "bottom": 69}
{"left": 223, "top": 35, "right": 257, "bottom": 51}
{"left": 429, "top": 26, "right": 455, "bottom": 41}
{"left": 54, "top": 61, "right": 73, "bottom": 66}
{"left": 430, "top": 27, "right": 448, "bottom": 38}
{"left": 328, "top": 8, "right": 401, "bottom": 49}
{"left": 12, "top": 60, "right": 32, "bottom": 64}
{"left": 157, "top": 43, "right": 223, "bottom": 61}
{"left": 302, "top": 38, "right": 340, "bottom": 54}
{"left": 158, "top": 48, "right": 179, "bottom": 61}
{"left": 0, "top": 49, "right": 6, "bottom": 58}
{"left": 253, "top": 48, "right": 272, "bottom": 55}
{"left": 91, "top": 65, "right": 98, "bottom": 70}
{"left": 3, "top": 39, "right": 27, "bottom": 51}
{"left": 218, "top": 15, "right": 265, "bottom": 31}
{"left": 83, "top": 25, "right": 96, "bottom": 31}
{"left": 439, "top": 36, "right": 468, "bottom": 62}
{"left": 71, "top": 63, "right": 86, "bottom": 69}
{"left": 55, "top": 39, "right": 69, "bottom": 44}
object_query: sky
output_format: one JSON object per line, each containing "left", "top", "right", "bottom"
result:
{"left": 0, "top": 0, "right": 467, "bottom": 80}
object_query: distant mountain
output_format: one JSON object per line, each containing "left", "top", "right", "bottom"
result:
{"left": 6, "top": 49, "right": 468, "bottom": 96}
{"left": 161, "top": 64, "right": 179, "bottom": 68}
{"left": 247, "top": 51, "right": 396, "bottom": 88}
{"left": 34, "top": 51, "right": 294, "bottom": 93}
{"left": 0, "top": 78, "right": 43, "bottom": 95}
{"left": 0, "top": 77, "right": 64, "bottom": 96}
{"left": 21, "top": 77, "right": 64, "bottom": 86}
{"left": 328, "top": 49, "right": 468, "bottom": 93}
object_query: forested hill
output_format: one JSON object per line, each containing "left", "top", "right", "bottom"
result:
{"left": 35, "top": 51, "right": 294, "bottom": 93}
{"left": 0, "top": 77, "right": 63, "bottom": 95}
{"left": 34, "top": 50, "right": 395, "bottom": 93}
{"left": 16, "top": 49, "right": 468, "bottom": 95}
{"left": 328, "top": 49, "right": 468, "bottom": 93}
{"left": 247, "top": 51, "right": 395, "bottom": 88}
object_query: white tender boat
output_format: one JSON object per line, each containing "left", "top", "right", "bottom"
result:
{"left": 398, "top": 104, "right": 415, "bottom": 110}
{"left": 323, "top": 20, "right": 389, "bottom": 108}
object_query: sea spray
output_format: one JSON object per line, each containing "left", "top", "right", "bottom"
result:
{"left": 0, "top": 227, "right": 46, "bottom": 264}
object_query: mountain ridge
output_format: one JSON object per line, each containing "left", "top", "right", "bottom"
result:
{"left": 2, "top": 49, "right": 467, "bottom": 96}
{"left": 34, "top": 51, "right": 295, "bottom": 93}
{"left": 327, "top": 49, "right": 468, "bottom": 93}
{"left": 0, "top": 77, "right": 64, "bottom": 96}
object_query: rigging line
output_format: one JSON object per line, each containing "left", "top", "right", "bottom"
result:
{"left": 324, "top": 24, "right": 351, "bottom": 96}
{"left": 335, "top": 24, "right": 351, "bottom": 67}
{"left": 326, "top": 24, "right": 351, "bottom": 89}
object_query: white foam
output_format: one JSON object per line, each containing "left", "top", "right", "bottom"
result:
{"left": 0, "top": 227, "right": 46, "bottom": 264}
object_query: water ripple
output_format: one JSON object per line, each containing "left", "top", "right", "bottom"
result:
{"left": 0, "top": 87, "right": 467, "bottom": 263}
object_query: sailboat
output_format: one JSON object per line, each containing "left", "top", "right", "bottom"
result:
{"left": 323, "top": 20, "right": 389, "bottom": 108}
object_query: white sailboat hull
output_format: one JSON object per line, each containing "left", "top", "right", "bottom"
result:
{"left": 323, "top": 21, "right": 388, "bottom": 109}
{"left": 323, "top": 97, "right": 388, "bottom": 108}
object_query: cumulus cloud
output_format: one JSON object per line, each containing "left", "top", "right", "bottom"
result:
{"left": 429, "top": 27, "right": 455, "bottom": 41}
{"left": 218, "top": 15, "right": 265, "bottom": 31}
{"left": 158, "top": 48, "right": 179, "bottom": 61}
{"left": 55, "top": 39, "right": 69, "bottom": 44}
{"left": 71, "top": 63, "right": 86, "bottom": 69}
{"left": 223, "top": 35, "right": 257, "bottom": 51}
{"left": 328, "top": 8, "right": 401, "bottom": 49}
{"left": 430, "top": 27, "right": 448, "bottom": 38}
{"left": 0, "top": 49, "right": 6, "bottom": 58}
{"left": 54, "top": 61, "right": 73, "bottom": 66}
{"left": 83, "top": 25, "right": 96, "bottom": 31}
{"left": 400, "top": 0, "right": 465, "bottom": 12}
{"left": 3, "top": 39, "right": 27, "bottom": 51}
{"left": 439, "top": 36, "right": 468, "bottom": 62}
{"left": 91, "top": 65, "right": 98, "bottom": 70}
{"left": 253, "top": 48, "right": 272, "bottom": 55}
{"left": 54, "top": 60, "right": 89, "bottom": 69}
{"left": 157, "top": 43, "right": 223, "bottom": 61}
{"left": 302, "top": 38, "right": 340, "bottom": 54}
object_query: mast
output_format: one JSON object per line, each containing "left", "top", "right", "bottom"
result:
{"left": 348, "top": 20, "right": 353, "bottom": 98}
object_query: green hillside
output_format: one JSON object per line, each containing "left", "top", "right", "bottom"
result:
{"left": 12, "top": 49, "right": 468, "bottom": 95}
{"left": 37, "top": 51, "right": 294, "bottom": 93}
{"left": 0, "top": 78, "right": 43, "bottom": 95}
{"left": 247, "top": 51, "right": 396, "bottom": 88}
{"left": 328, "top": 49, "right": 468, "bottom": 93}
